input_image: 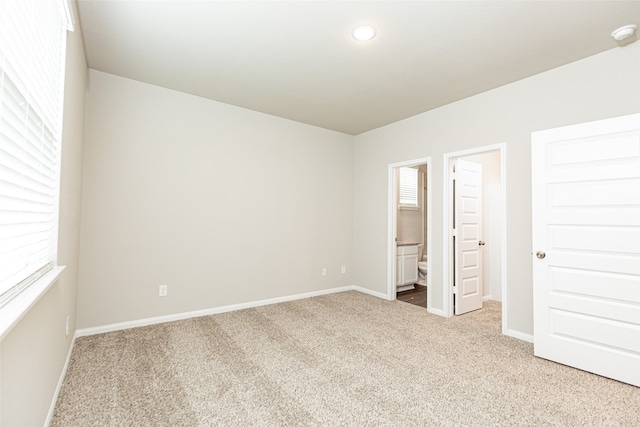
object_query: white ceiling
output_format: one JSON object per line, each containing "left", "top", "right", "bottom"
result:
{"left": 77, "top": 1, "right": 640, "bottom": 135}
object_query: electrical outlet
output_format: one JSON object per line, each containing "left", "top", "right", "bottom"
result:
{"left": 159, "top": 285, "right": 168, "bottom": 297}
{"left": 322, "top": 268, "right": 327, "bottom": 277}
{"left": 341, "top": 265, "right": 346, "bottom": 274}
{"left": 65, "top": 316, "right": 70, "bottom": 337}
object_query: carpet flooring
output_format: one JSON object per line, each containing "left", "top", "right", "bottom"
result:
{"left": 52, "top": 291, "right": 639, "bottom": 426}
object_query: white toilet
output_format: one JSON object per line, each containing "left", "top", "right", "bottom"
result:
{"left": 416, "top": 245, "right": 429, "bottom": 286}
{"left": 417, "top": 256, "right": 428, "bottom": 285}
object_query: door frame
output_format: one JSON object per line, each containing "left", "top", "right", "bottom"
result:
{"left": 387, "top": 157, "right": 432, "bottom": 306}
{"left": 443, "top": 144, "right": 508, "bottom": 332}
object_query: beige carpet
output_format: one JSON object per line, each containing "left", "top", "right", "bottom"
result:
{"left": 52, "top": 291, "right": 639, "bottom": 426}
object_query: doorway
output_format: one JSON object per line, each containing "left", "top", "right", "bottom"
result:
{"left": 387, "top": 157, "right": 432, "bottom": 306}
{"left": 443, "top": 144, "right": 507, "bottom": 332}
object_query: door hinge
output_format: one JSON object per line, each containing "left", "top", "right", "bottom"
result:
{"left": 452, "top": 228, "right": 457, "bottom": 237}
{"left": 452, "top": 285, "right": 457, "bottom": 294}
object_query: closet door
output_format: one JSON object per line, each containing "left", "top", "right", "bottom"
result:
{"left": 454, "top": 159, "right": 483, "bottom": 315}
{"left": 531, "top": 113, "right": 640, "bottom": 386}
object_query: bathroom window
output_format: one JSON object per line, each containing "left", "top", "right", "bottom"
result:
{"left": 399, "top": 167, "right": 419, "bottom": 208}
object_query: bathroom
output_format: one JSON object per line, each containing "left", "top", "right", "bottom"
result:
{"left": 396, "top": 164, "right": 428, "bottom": 306}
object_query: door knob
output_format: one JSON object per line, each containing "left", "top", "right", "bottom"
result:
{"left": 478, "top": 241, "right": 486, "bottom": 246}
{"left": 536, "top": 251, "right": 546, "bottom": 259}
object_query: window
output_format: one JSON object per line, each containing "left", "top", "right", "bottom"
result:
{"left": 0, "top": 0, "right": 73, "bottom": 308}
{"left": 398, "top": 167, "right": 419, "bottom": 208}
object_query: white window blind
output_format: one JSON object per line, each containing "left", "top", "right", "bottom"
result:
{"left": 399, "top": 167, "right": 418, "bottom": 207}
{"left": 0, "top": 0, "right": 71, "bottom": 307}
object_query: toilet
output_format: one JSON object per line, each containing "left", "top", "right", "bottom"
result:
{"left": 416, "top": 245, "right": 429, "bottom": 286}
{"left": 417, "top": 260, "right": 428, "bottom": 285}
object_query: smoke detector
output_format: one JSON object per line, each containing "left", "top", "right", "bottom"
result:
{"left": 611, "top": 24, "right": 637, "bottom": 41}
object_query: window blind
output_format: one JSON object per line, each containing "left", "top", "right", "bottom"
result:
{"left": 0, "top": 0, "right": 70, "bottom": 306}
{"left": 399, "top": 167, "right": 418, "bottom": 207}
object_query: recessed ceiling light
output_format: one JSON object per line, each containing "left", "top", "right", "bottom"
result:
{"left": 352, "top": 25, "right": 376, "bottom": 41}
{"left": 611, "top": 24, "right": 637, "bottom": 41}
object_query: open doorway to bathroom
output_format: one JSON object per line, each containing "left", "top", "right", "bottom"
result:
{"left": 387, "top": 157, "right": 432, "bottom": 308}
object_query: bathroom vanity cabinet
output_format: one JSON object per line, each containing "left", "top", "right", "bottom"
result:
{"left": 396, "top": 244, "right": 418, "bottom": 290}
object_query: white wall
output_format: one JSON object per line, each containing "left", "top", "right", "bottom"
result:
{"left": 77, "top": 70, "right": 354, "bottom": 329}
{"left": 0, "top": 3, "right": 87, "bottom": 424}
{"left": 352, "top": 42, "right": 640, "bottom": 336}
{"left": 397, "top": 207, "right": 423, "bottom": 244}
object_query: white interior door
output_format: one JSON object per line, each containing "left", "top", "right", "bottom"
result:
{"left": 454, "top": 159, "right": 483, "bottom": 315}
{"left": 532, "top": 113, "right": 640, "bottom": 386}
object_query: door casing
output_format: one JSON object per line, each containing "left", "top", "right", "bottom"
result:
{"left": 387, "top": 157, "right": 432, "bottom": 305}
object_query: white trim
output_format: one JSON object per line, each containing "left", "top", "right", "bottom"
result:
{"left": 76, "top": 286, "right": 355, "bottom": 337}
{"left": 388, "top": 165, "right": 398, "bottom": 300}
{"left": 505, "top": 329, "right": 534, "bottom": 343}
{"left": 498, "top": 146, "right": 508, "bottom": 335}
{"left": 443, "top": 155, "right": 454, "bottom": 317}
{"left": 352, "top": 285, "right": 390, "bottom": 300}
{"left": 425, "top": 165, "right": 433, "bottom": 313}
{"left": 443, "top": 144, "right": 508, "bottom": 332}
{"left": 45, "top": 333, "right": 76, "bottom": 426}
{"left": 387, "top": 157, "right": 432, "bottom": 304}
{"left": 0, "top": 266, "right": 66, "bottom": 340}
{"left": 60, "top": 0, "right": 76, "bottom": 31}
{"left": 427, "top": 306, "right": 446, "bottom": 316}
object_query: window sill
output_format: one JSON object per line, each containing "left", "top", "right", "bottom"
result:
{"left": 0, "top": 265, "right": 66, "bottom": 341}
{"left": 399, "top": 205, "right": 420, "bottom": 211}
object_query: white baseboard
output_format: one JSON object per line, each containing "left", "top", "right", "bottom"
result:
{"left": 352, "top": 285, "right": 390, "bottom": 300}
{"left": 505, "top": 328, "right": 534, "bottom": 343}
{"left": 427, "top": 307, "right": 446, "bottom": 316}
{"left": 76, "top": 286, "right": 356, "bottom": 337}
{"left": 45, "top": 334, "right": 76, "bottom": 427}
{"left": 76, "top": 286, "right": 533, "bottom": 342}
